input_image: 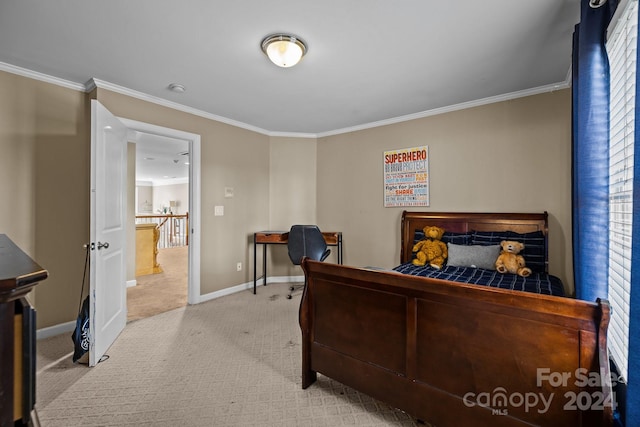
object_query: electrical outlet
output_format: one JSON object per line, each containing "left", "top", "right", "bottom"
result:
{"left": 236, "top": 262, "right": 242, "bottom": 272}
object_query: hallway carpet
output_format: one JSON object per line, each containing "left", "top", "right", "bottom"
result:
{"left": 127, "top": 246, "right": 188, "bottom": 322}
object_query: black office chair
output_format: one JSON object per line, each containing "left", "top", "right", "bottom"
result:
{"left": 286, "top": 225, "right": 331, "bottom": 299}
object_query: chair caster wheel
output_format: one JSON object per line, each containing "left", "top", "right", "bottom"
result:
{"left": 286, "top": 294, "right": 292, "bottom": 299}
{"left": 289, "top": 286, "right": 295, "bottom": 291}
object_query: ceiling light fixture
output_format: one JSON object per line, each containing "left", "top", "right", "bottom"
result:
{"left": 261, "top": 33, "right": 307, "bottom": 68}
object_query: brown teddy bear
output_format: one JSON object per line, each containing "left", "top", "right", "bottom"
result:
{"left": 495, "top": 240, "right": 532, "bottom": 277}
{"left": 412, "top": 226, "right": 448, "bottom": 269}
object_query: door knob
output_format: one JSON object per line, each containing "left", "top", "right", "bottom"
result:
{"left": 97, "top": 241, "right": 110, "bottom": 250}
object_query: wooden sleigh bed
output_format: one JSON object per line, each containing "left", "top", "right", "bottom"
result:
{"left": 299, "top": 212, "right": 613, "bottom": 427}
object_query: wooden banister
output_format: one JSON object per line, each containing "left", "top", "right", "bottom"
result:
{"left": 135, "top": 214, "right": 188, "bottom": 248}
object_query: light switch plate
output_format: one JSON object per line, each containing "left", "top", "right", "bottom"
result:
{"left": 214, "top": 205, "right": 224, "bottom": 216}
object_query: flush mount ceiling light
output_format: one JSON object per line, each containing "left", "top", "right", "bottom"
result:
{"left": 261, "top": 33, "right": 307, "bottom": 68}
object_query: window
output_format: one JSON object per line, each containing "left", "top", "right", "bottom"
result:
{"left": 607, "top": 0, "right": 638, "bottom": 381}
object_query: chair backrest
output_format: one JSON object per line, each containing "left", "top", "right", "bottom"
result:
{"left": 287, "top": 225, "right": 330, "bottom": 266}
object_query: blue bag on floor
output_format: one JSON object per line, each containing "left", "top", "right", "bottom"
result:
{"left": 71, "top": 296, "right": 90, "bottom": 363}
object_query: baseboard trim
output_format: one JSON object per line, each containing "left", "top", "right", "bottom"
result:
{"left": 196, "top": 282, "right": 250, "bottom": 304}
{"left": 127, "top": 279, "right": 137, "bottom": 288}
{"left": 267, "top": 275, "right": 304, "bottom": 284}
{"left": 37, "top": 320, "right": 75, "bottom": 340}
{"left": 31, "top": 407, "right": 41, "bottom": 427}
{"left": 195, "top": 275, "right": 304, "bottom": 304}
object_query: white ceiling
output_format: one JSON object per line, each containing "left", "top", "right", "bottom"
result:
{"left": 0, "top": 0, "right": 581, "bottom": 180}
{"left": 133, "top": 132, "right": 189, "bottom": 185}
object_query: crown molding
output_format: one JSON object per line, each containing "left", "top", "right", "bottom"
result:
{"left": 316, "top": 79, "right": 571, "bottom": 138}
{"left": 0, "top": 62, "right": 86, "bottom": 91}
{"left": 2, "top": 62, "right": 571, "bottom": 139}
{"left": 87, "top": 78, "right": 273, "bottom": 136}
{"left": 268, "top": 131, "right": 318, "bottom": 139}
{"left": 151, "top": 177, "right": 190, "bottom": 186}
{"left": 136, "top": 177, "right": 189, "bottom": 187}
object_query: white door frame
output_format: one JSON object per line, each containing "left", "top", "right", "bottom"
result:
{"left": 120, "top": 118, "right": 201, "bottom": 305}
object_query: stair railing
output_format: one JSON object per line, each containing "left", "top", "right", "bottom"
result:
{"left": 135, "top": 213, "right": 189, "bottom": 248}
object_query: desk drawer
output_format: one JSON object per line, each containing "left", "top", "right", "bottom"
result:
{"left": 255, "top": 232, "right": 289, "bottom": 243}
{"left": 321, "top": 233, "right": 340, "bottom": 245}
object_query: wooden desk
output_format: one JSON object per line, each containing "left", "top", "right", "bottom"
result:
{"left": 0, "top": 235, "right": 47, "bottom": 426}
{"left": 253, "top": 231, "right": 342, "bottom": 294}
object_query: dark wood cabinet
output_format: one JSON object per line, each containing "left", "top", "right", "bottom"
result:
{"left": 0, "top": 235, "right": 47, "bottom": 427}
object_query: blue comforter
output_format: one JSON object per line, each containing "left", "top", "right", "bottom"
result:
{"left": 392, "top": 262, "right": 565, "bottom": 297}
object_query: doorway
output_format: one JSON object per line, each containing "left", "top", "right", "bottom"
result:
{"left": 119, "top": 118, "right": 201, "bottom": 320}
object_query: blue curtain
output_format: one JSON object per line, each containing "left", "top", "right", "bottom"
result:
{"left": 572, "top": 1, "right": 640, "bottom": 425}
{"left": 572, "top": 0, "right": 618, "bottom": 303}
{"left": 626, "top": 1, "right": 640, "bottom": 423}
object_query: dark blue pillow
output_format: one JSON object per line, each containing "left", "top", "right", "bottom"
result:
{"left": 413, "top": 230, "right": 471, "bottom": 245}
{"left": 471, "top": 230, "right": 546, "bottom": 273}
{"left": 442, "top": 231, "right": 472, "bottom": 245}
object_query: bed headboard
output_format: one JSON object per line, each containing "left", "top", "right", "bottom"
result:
{"left": 400, "top": 211, "right": 549, "bottom": 270}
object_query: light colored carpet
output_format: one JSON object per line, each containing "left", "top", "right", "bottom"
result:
{"left": 36, "top": 282, "right": 419, "bottom": 427}
{"left": 127, "top": 246, "right": 188, "bottom": 322}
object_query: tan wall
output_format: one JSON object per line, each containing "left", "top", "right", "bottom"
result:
{"left": 0, "top": 71, "right": 272, "bottom": 328}
{"left": 127, "top": 142, "right": 136, "bottom": 282}
{"left": 0, "top": 68, "right": 574, "bottom": 329}
{"left": 269, "top": 137, "right": 317, "bottom": 227}
{"left": 152, "top": 183, "right": 189, "bottom": 214}
{"left": 0, "top": 71, "right": 90, "bottom": 327}
{"left": 0, "top": 72, "right": 38, "bottom": 253}
{"left": 317, "top": 90, "right": 573, "bottom": 295}
{"left": 136, "top": 184, "right": 153, "bottom": 213}
{"left": 266, "top": 137, "right": 322, "bottom": 276}
{"left": 94, "top": 88, "right": 271, "bottom": 298}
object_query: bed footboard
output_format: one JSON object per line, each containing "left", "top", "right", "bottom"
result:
{"left": 299, "top": 259, "right": 613, "bottom": 427}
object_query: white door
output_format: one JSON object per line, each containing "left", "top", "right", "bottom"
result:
{"left": 89, "top": 100, "right": 128, "bottom": 367}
